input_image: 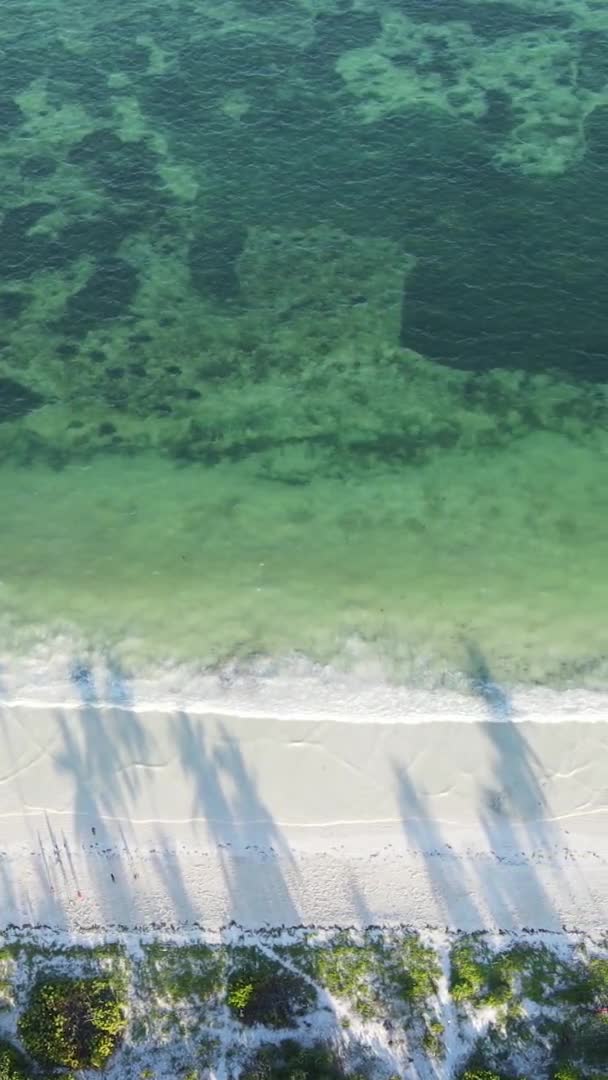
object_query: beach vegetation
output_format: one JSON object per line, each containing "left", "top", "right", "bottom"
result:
{"left": 423, "top": 1019, "right": 445, "bottom": 1057}
{"left": 390, "top": 934, "right": 441, "bottom": 1004}
{"left": 459, "top": 1071, "right": 508, "bottom": 1080}
{"left": 227, "top": 980, "right": 255, "bottom": 1012}
{"left": 306, "top": 930, "right": 440, "bottom": 1020}
{"left": 0, "top": 932, "right": 603, "bottom": 1077}
{"left": 313, "top": 934, "right": 378, "bottom": 1019}
{"left": 0, "top": 1041, "right": 31, "bottom": 1080}
{"left": 450, "top": 939, "right": 573, "bottom": 1009}
{"left": 240, "top": 1040, "right": 361, "bottom": 1080}
{"left": 143, "top": 944, "right": 224, "bottom": 1002}
{"left": 18, "top": 976, "right": 126, "bottom": 1069}
{"left": 450, "top": 938, "right": 493, "bottom": 1004}
{"left": 226, "top": 948, "right": 316, "bottom": 1028}
{"left": 555, "top": 956, "right": 608, "bottom": 1006}
{"left": 553, "top": 1012, "right": 608, "bottom": 1071}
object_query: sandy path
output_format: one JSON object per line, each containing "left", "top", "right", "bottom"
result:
{"left": 0, "top": 704, "right": 606, "bottom": 932}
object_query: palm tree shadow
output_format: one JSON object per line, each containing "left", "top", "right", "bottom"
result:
{"left": 49, "top": 656, "right": 154, "bottom": 923}
{"left": 466, "top": 641, "right": 573, "bottom": 930}
{"left": 465, "top": 640, "right": 514, "bottom": 720}
{"left": 171, "top": 712, "right": 302, "bottom": 928}
{"left": 393, "top": 761, "right": 482, "bottom": 930}
{"left": 390, "top": 640, "right": 575, "bottom": 931}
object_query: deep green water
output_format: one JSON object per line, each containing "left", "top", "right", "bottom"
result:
{"left": 0, "top": 0, "right": 606, "bottom": 686}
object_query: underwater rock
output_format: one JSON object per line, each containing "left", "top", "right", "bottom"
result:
{"left": 401, "top": 106, "right": 608, "bottom": 382}
{"left": 0, "top": 202, "right": 61, "bottom": 280}
{"left": 313, "top": 8, "right": 382, "bottom": 53}
{"left": 0, "top": 97, "right": 22, "bottom": 132}
{"left": 20, "top": 155, "right": 57, "bottom": 179}
{"left": 56, "top": 256, "right": 138, "bottom": 336}
{"left": 394, "top": 0, "right": 572, "bottom": 38}
{"left": 578, "top": 30, "right": 608, "bottom": 92}
{"left": 188, "top": 221, "right": 247, "bottom": 301}
{"left": 57, "top": 213, "right": 135, "bottom": 260}
{"left": 0, "top": 292, "right": 26, "bottom": 320}
{"left": 67, "top": 130, "right": 160, "bottom": 202}
{"left": 0, "top": 376, "right": 44, "bottom": 421}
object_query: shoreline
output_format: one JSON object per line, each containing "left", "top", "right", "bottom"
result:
{"left": 1, "top": 647, "right": 608, "bottom": 723}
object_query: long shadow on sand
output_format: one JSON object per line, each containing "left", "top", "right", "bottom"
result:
{"left": 0, "top": 655, "right": 305, "bottom": 930}
{"left": 50, "top": 657, "right": 152, "bottom": 923}
{"left": 170, "top": 711, "right": 302, "bottom": 927}
{"left": 393, "top": 642, "right": 571, "bottom": 931}
{"left": 467, "top": 644, "right": 583, "bottom": 931}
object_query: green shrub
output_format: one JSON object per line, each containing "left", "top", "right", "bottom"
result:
{"left": 19, "top": 977, "right": 126, "bottom": 1069}
{"left": 0, "top": 1042, "right": 31, "bottom": 1080}
{"left": 241, "top": 1040, "right": 355, "bottom": 1080}
{"left": 587, "top": 958, "right": 608, "bottom": 1002}
{"left": 227, "top": 948, "right": 315, "bottom": 1028}
{"left": 566, "top": 1014, "right": 608, "bottom": 1066}
{"left": 555, "top": 956, "right": 608, "bottom": 1007}
{"left": 460, "top": 1072, "right": 504, "bottom": 1080}
{"left": 450, "top": 939, "right": 556, "bottom": 1008}
{"left": 550, "top": 1011, "right": 608, "bottom": 1078}
{"left": 451, "top": 941, "right": 489, "bottom": 1003}
{"left": 500, "top": 944, "right": 563, "bottom": 1004}
{"left": 227, "top": 981, "right": 255, "bottom": 1012}
{"left": 423, "top": 1020, "right": 445, "bottom": 1057}
{"left": 143, "top": 943, "right": 224, "bottom": 1001}
{"left": 313, "top": 938, "right": 377, "bottom": 1018}
{"left": 394, "top": 936, "right": 441, "bottom": 1003}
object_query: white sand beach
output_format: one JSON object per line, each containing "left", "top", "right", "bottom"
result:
{"left": 0, "top": 682, "right": 606, "bottom": 934}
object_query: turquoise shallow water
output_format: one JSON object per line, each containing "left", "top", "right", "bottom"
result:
{"left": 0, "top": 0, "right": 606, "bottom": 688}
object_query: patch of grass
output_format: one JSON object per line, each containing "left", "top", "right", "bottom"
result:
{"left": 450, "top": 939, "right": 491, "bottom": 1005}
{"left": 241, "top": 1040, "right": 359, "bottom": 1080}
{"left": 459, "top": 1071, "right": 508, "bottom": 1080}
{"left": 130, "top": 1017, "right": 147, "bottom": 1042}
{"left": 389, "top": 935, "right": 441, "bottom": 1004}
{"left": 503, "top": 945, "right": 564, "bottom": 1004}
{"left": 423, "top": 1019, "right": 445, "bottom": 1057}
{"left": 313, "top": 933, "right": 378, "bottom": 1019}
{"left": 5, "top": 942, "right": 125, "bottom": 964}
{"left": 143, "top": 944, "right": 224, "bottom": 1002}
{"left": 19, "top": 976, "right": 126, "bottom": 1069}
{"left": 556, "top": 956, "right": 608, "bottom": 1007}
{"left": 589, "top": 958, "right": 608, "bottom": 999}
{"left": 198, "top": 1036, "right": 220, "bottom": 1068}
{"left": 451, "top": 939, "right": 569, "bottom": 1009}
{"left": 227, "top": 947, "right": 316, "bottom": 1028}
{"left": 0, "top": 1041, "right": 32, "bottom": 1080}
{"left": 64, "top": 943, "right": 126, "bottom": 963}
{"left": 227, "top": 981, "right": 255, "bottom": 1012}
{"left": 304, "top": 931, "right": 440, "bottom": 1020}
{"left": 553, "top": 1012, "right": 608, "bottom": 1072}
{"left": 1, "top": 942, "right": 128, "bottom": 1004}
{"left": 456, "top": 944, "right": 608, "bottom": 1012}
{"left": 273, "top": 942, "right": 317, "bottom": 976}
{"left": 0, "top": 951, "right": 14, "bottom": 1011}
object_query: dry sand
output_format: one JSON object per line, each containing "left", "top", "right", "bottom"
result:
{"left": 0, "top": 679, "right": 606, "bottom": 933}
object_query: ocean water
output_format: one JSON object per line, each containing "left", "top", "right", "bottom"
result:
{"left": 0, "top": 0, "right": 606, "bottom": 692}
